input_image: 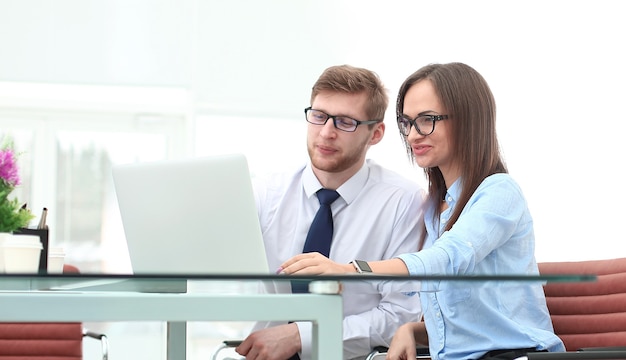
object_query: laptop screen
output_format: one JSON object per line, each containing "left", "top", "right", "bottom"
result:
{"left": 112, "top": 153, "right": 269, "bottom": 275}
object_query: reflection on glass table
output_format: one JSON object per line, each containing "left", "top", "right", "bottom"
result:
{"left": 0, "top": 273, "right": 596, "bottom": 360}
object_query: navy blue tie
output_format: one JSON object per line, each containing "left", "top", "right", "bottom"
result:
{"left": 292, "top": 189, "right": 340, "bottom": 294}
{"left": 302, "top": 189, "right": 340, "bottom": 256}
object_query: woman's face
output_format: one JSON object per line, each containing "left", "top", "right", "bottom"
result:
{"left": 401, "top": 79, "right": 460, "bottom": 184}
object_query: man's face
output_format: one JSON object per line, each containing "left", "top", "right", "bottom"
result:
{"left": 307, "top": 91, "right": 384, "bottom": 180}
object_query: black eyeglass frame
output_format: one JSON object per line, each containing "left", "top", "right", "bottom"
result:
{"left": 304, "top": 107, "right": 382, "bottom": 133}
{"left": 397, "top": 114, "right": 449, "bottom": 136}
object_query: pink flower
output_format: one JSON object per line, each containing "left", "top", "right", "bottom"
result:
{"left": 0, "top": 149, "right": 21, "bottom": 187}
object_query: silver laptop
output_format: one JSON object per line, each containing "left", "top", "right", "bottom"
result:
{"left": 112, "top": 153, "right": 270, "bottom": 275}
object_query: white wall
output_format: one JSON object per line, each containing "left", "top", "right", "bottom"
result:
{"left": 1, "top": 0, "right": 624, "bottom": 263}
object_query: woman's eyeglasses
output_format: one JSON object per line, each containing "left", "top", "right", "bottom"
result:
{"left": 397, "top": 114, "right": 448, "bottom": 136}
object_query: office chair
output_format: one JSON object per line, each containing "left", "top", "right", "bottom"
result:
{"left": 0, "top": 264, "right": 109, "bottom": 360}
{"left": 523, "top": 257, "right": 626, "bottom": 359}
{"left": 367, "top": 257, "right": 626, "bottom": 360}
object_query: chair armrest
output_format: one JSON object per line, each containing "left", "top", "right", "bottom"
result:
{"left": 83, "top": 328, "right": 109, "bottom": 360}
{"left": 578, "top": 347, "right": 626, "bottom": 352}
{"left": 211, "top": 340, "right": 244, "bottom": 360}
{"left": 525, "top": 348, "right": 626, "bottom": 360}
{"left": 366, "top": 346, "right": 431, "bottom": 360}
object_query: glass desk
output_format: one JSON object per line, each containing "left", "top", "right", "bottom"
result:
{"left": 0, "top": 273, "right": 596, "bottom": 360}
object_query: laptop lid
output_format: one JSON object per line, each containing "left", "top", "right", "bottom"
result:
{"left": 112, "top": 153, "right": 269, "bottom": 275}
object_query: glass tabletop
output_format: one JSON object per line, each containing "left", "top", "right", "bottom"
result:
{"left": 0, "top": 272, "right": 597, "bottom": 294}
{"left": 0, "top": 272, "right": 599, "bottom": 360}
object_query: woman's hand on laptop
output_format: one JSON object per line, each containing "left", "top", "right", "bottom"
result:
{"left": 280, "top": 252, "right": 354, "bottom": 275}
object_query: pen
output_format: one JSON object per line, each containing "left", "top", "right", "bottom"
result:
{"left": 37, "top": 207, "right": 48, "bottom": 230}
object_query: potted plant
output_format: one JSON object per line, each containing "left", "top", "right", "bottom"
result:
{"left": 0, "top": 137, "right": 35, "bottom": 232}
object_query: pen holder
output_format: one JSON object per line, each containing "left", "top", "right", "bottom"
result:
{"left": 13, "top": 227, "right": 49, "bottom": 274}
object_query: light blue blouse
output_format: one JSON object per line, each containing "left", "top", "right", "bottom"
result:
{"left": 398, "top": 173, "right": 565, "bottom": 360}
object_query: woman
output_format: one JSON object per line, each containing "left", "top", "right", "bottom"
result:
{"left": 281, "top": 62, "right": 565, "bottom": 360}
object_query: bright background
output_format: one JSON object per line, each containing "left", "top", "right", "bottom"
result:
{"left": 1, "top": 0, "right": 624, "bottom": 359}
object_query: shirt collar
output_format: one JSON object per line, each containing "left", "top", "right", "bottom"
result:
{"left": 444, "top": 177, "right": 462, "bottom": 207}
{"left": 302, "top": 161, "right": 369, "bottom": 205}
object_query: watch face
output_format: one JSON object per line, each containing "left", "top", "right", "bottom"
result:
{"left": 356, "top": 260, "right": 372, "bottom": 273}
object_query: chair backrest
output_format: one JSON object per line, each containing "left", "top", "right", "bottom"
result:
{"left": 0, "top": 322, "right": 83, "bottom": 359}
{"left": 538, "top": 257, "right": 626, "bottom": 351}
{"left": 0, "top": 264, "right": 84, "bottom": 359}
{"left": 63, "top": 264, "right": 80, "bottom": 274}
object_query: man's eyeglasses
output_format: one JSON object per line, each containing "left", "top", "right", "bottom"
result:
{"left": 305, "top": 107, "right": 382, "bottom": 133}
{"left": 397, "top": 114, "right": 448, "bottom": 136}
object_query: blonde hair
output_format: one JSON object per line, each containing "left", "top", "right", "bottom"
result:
{"left": 311, "top": 64, "right": 388, "bottom": 122}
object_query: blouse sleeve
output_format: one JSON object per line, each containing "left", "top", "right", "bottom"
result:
{"left": 398, "top": 174, "right": 533, "bottom": 277}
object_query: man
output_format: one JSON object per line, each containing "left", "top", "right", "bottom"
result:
{"left": 236, "top": 65, "right": 425, "bottom": 360}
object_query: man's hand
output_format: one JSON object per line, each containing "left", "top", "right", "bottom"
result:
{"left": 236, "top": 323, "right": 301, "bottom": 360}
{"left": 280, "top": 252, "right": 354, "bottom": 275}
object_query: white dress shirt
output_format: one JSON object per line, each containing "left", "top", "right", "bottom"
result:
{"left": 252, "top": 159, "right": 426, "bottom": 360}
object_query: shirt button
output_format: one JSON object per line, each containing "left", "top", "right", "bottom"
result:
{"left": 447, "top": 196, "right": 452, "bottom": 202}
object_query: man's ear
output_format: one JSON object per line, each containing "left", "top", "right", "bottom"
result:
{"left": 369, "top": 122, "right": 385, "bottom": 145}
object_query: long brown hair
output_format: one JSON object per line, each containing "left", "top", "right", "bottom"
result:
{"left": 396, "top": 63, "right": 507, "bottom": 241}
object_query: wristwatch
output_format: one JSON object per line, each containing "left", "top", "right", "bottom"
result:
{"left": 350, "top": 260, "right": 372, "bottom": 274}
